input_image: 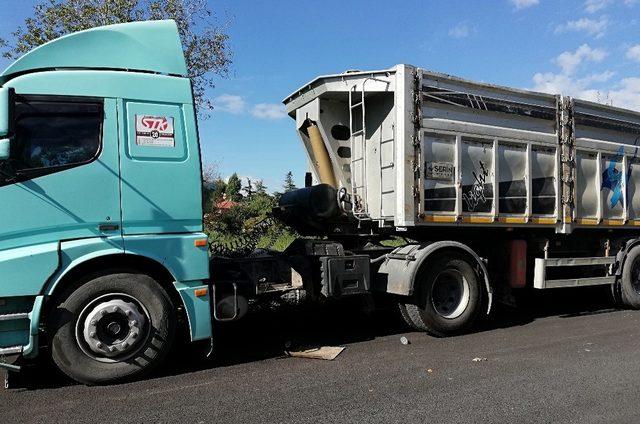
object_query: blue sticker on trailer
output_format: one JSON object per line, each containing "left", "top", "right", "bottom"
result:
{"left": 602, "top": 142, "right": 639, "bottom": 209}
{"left": 601, "top": 146, "right": 625, "bottom": 209}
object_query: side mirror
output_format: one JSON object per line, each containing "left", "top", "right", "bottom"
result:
{"left": 0, "top": 138, "right": 9, "bottom": 161}
{"left": 0, "top": 87, "right": 15, "bottom": 161}
{"left": 0, "top": 87, "right": 15, "bottom": 137}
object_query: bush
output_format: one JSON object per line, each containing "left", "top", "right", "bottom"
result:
{"left": 205, "top": 192, "right": 297, "bottom": 255}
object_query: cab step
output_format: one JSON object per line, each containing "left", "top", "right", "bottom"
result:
{"left": 0, "top": 313, "right": 29, "bottom": 322}
{"left": 0, "top": 346, "right": 22, "bottom": 356}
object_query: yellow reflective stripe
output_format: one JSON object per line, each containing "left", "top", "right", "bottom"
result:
{"left": 461, "top": 216, "right": 493, "bottom": 223}
{"left": 530, "top": 217, "right": 557, "bottom": 225}
{"left": 422, "top": 215, "right": 456, "bottom": 223}
{"left": 576, "top": 218, "right": 599, "bottom": 225}
{"left": 602, "top": 219, "right": 624, "bottom": 226}
{"left": 498, "top": 216, "right": 527, "bottom": 224}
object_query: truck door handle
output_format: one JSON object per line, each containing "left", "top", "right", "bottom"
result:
{"left": 98, "top": 224, "right": 120, "bottom": 232}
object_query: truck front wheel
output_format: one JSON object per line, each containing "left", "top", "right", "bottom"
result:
{"left": 400, "top": 253, "right": 484, "bottom": 337}
{"left": 48, "top": 272, "right": 176, "bottom": 385}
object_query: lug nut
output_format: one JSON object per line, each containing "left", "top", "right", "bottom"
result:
{"left": 90, "top": 320, "right": 97, "bottom": 326}
{"left": 109, "top": 346, "right": 116, "bottom": 352}
{"left": 96, "top": 342, "right": 103, "bottom": 348}
{"left": 122, "top": 342, "right": 129, "bottom": 348}
{"left": 89, "top": 331, "right": 96, "bottom": 338}
{"left": 100, "top": 310, "right": 107, "bottom": 316}
{"left": 131, "top": 332, "right": 138, "bottom": 339}
{"left": 130, "top": 320, "right": 138, "bottom": 327}
{"left": 125, "top": 310, "right": 133, "bottom": 317}
{"left": 112, "top": 306, "right": 120, "bottom": 313}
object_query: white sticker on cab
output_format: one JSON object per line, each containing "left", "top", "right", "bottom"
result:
{"left": 135, "top": 115, "right": 175, "bottom": 147}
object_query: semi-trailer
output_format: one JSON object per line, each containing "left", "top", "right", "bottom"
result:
{"left": 2, "top": 20, "right": 640, "bottom": 386}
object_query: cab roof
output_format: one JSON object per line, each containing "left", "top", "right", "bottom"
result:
{"left": 1, "top": 20, "right": 187, "bottom": 81}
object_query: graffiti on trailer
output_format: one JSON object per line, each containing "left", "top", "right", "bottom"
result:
{"left": 463, "top": 160, "right": 490, "bottom": 212}
{"left": 602, "top": 139, "right": 639, "bottom": 209}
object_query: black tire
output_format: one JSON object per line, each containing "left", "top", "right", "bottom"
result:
{"left": 401, "top": 254, "right": 484, "bottom": 337}
{"left": 620, "top": 246, "right": 640, "bottom": 309}
{"left": 609, "top": 280, "right": 624, "bottom": 308}
{"left": 397, "top": 303, "right": 422, "bottom": 330}
{"left": 48, "top": 272, "right": 176, "bottom": 385}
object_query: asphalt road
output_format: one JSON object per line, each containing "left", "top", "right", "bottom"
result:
{"left": 3, "top": 288, "right": 640, "bottom": 423}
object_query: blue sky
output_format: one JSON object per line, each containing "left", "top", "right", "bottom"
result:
{"left": 1, "top": 0, "right": 640, "bottom": 191}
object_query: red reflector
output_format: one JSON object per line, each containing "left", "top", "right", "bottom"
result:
{"left": 194, "top": 288, "right": 208, "bottom": 297}
{"left": 508, "top": 240, "right": 527, "bottom": 288}
{"left": 194, "top": 239, "right": 207, "bottom": 247}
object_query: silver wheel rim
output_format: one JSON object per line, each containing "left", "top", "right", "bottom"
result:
{"left": 75, "top": 293, "right": 151, "bottom": 363}
{"left": 430, "top": 269, "right": 470, "bottom": 319}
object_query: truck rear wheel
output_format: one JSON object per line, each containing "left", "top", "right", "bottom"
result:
{"left": 401, "top": 254, "right": 483, "bottom": 337}
{"left": 48, "top": 272, "right": 175, "bottom": 385}
{"left": 620, "top": 246, "right": 640, "bottom": 309}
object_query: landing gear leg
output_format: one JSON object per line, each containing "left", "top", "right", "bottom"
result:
{"left": 2, "top": 367, "right": 20, "bottom": 389}
{"left": 1, "top": 356, "right": 21, "bottom": 389}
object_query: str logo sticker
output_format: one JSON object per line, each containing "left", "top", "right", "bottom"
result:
{"left": 135, "top": 115, "right": 175, "bottom": 147}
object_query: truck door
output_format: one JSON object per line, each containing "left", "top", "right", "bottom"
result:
{"left": 0, "top": 96, "right": 122, "bottom": 296}
{"left": 118, "top": 101, "right": 203, "bottom": 235}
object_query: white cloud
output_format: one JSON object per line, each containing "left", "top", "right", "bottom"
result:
{"left": 532, "top": 70, "right": 615, "bottom": 94}
{"left": 554, "top": 17, "right": 609, "bottom": 38}
{"left": 531, "top": 20, "right": 640, "bottom": 112}
{"left": 605, "top": 77, "right": 640, "bottom": 110}
{"left": 251, "top": 103, "right": 287, "bottom": 120}
{"left": 555, "top": 44, "right": 607, "bottom": 74}
{"left": 585, "top": 70, "right": 617, "bottom": 83}
{"left": 212, "top": 96, "right": 286, "bottom": 121}
{"left": 214, "top": 94, "right": 246, "bottom": 114}
{"left": 584, "top": 0, "right": 612, "bottom": 13}
{"left": 532, "top": 71, "right": 640, "bottom": 112}
{"left": 626, "top": 45, "right": 640, "bottom": 62}
{"left": 448, "top": 22, "right": 473, "bottom": 39}
{"left": 509, "top": 0, "right": 539, "bottom": 10}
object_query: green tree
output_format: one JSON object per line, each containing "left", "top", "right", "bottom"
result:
{"left": 226, "top": 173, "right": 242, "bottom": 202}
{"left": 0, "top": 0, "right": 232, "bottom": 115}
{"left": 242, "top": 177, "right": 255, "bottom": 198}
{"left": 202, "top": 163, "right": 219, "bottom": 212}
{"left": 210, "top": 178, "right": 227, "bottom": 204}
{"left": 283, "top": 171, "right": 296, "bottom": 193}
{"left": 254, "top": 179, "right": 267, "bottom": 195}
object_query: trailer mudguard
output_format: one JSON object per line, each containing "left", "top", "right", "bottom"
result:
{"left": 375, "top": 241, "right": 493, "bottom": 314}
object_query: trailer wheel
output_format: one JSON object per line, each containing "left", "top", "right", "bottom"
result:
{"left": 48, "top": 272, "right": 175, "bottom": 385}
{"left": 401, "top": 253, "right": 483, "bottom": 337}
{"left": 620, "top": 246, "right": 640, "bottom": 309}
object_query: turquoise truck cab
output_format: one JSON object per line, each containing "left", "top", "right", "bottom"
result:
{"left": 0, "top": 20, "right": 213, "bottom": 384}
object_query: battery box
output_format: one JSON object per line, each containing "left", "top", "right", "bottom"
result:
{"left": 320, "top": 255, "right": 370, "bottom": 297}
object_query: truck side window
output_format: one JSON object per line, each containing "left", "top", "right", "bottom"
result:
{"left": 10, "top": 96, "right": 103, "bottom": 177}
